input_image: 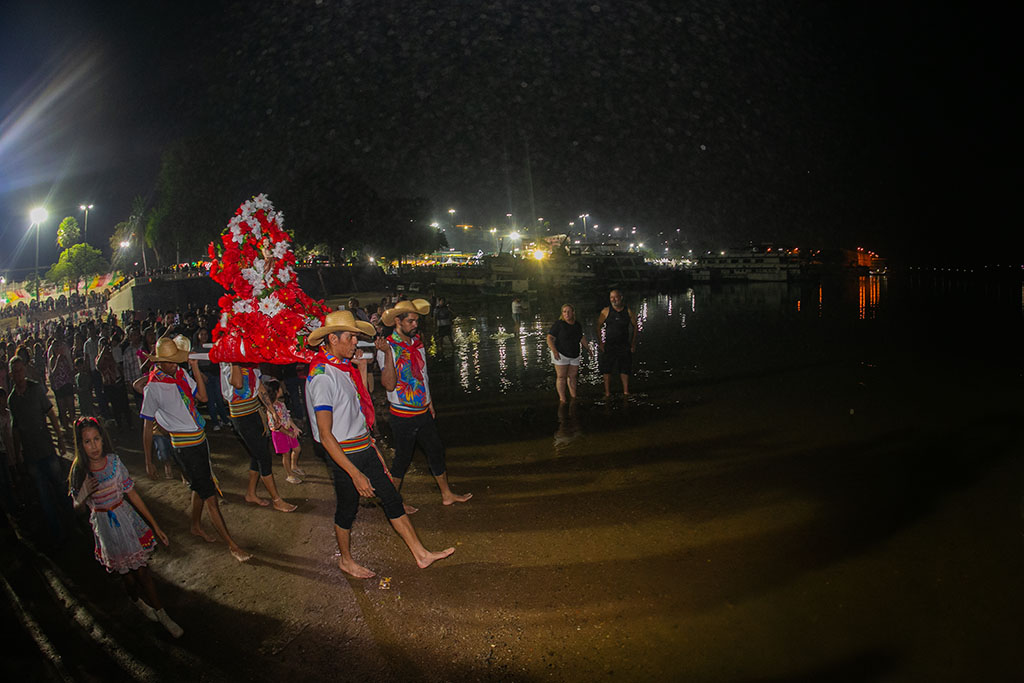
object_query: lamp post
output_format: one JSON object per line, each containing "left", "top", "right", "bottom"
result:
{"left": 448, "top": 208, "right": 456, "bottom": 231}
{"left": 578, "top": 213, "right": 589, "bottom": 240}
{"left": 29, "top": 207, "right": 48, "bottom": 301}
{"left": 79, "top": 204, "right": 94, "bottom": 242}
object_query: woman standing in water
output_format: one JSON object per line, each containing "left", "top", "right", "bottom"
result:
{"left": 546, "top": 304, "right": 587, "bottom": 403}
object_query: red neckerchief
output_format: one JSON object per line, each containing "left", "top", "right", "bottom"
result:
{"left": 389, "top": 331, "right": 425, "bottom": 381}
{"left": 148, "top": 366, "right": 202, "bottom": 424}
{"left": 311, "top": 349, "right": 375, "bottom": 429}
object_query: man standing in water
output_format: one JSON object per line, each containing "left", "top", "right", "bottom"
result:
{"left": 306, "top": 310, "right": 454, "bottom": 578}
{"left": 374, "top": 300, "right": 472, "bottom": 512}
{"left": 596, "top": 289, "right": 638, "bottom": 397}
{"left": 433, "top": 297, "right": 455, "bottom": 354}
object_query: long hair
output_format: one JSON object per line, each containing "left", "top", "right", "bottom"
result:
{"left": 262, "top": 378, "right": 283, "bottom": 403}
{"left": 67, "top": 416, "right": 114, "bottom": 495}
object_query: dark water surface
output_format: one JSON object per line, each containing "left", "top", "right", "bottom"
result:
{"left": 427, "top": 274, "right": 1022, "bottom": 401}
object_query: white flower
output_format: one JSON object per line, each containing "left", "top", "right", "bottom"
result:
{"left": 241, "top": 259, "right": 267, "bottom": 296}
{"left": 233, "top": 299, "right": 253, "bottom": 314}
{"left": 272, "top": 240, "right": 290, "bottom": 259}
{"left": 251, "top": 193, "right": 271, "bottom": 211}
{"left": 230, "top": 220, "right": 246, "bottom": 244}
{"left": 277, "top": 266, "right": 293, "bottom": 284}
{"left": 258, "top": 294, "right": 283, "bottom": 317}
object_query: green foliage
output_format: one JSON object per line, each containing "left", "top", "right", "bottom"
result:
{"left": 57, "top": 216, "right": 81, "bottom": 249}
{"left": 45, "top": 243, "right": 109, "bottom": 293}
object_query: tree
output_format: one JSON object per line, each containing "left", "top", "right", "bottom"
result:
{"left": 109, "top": 221, "right": 135, "bottom": 271}
{"left": 57, "top": 216, "right": 81, "bottom": 249}
{"left": 110, "top": 197, "right": 150, "bottom": 273}
{"left": 46, "top": 244, "right": 109, "bottom": 294}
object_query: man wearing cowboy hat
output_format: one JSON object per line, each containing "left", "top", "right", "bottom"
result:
{"left": 374, "top": 299, "right": 471, "bottom": 511}
{"left": 140, "top": 336, "right": 251, "bottom": 563}
{"left": 306, "top": 309, "right": 454, "bottom": 578}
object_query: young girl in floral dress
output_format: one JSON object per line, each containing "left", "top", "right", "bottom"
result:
{"left": 263, "top": 379, "right": 304, "bottom": 484}
{"left": 68, "top": 417, "right": 183, "bottom": 638}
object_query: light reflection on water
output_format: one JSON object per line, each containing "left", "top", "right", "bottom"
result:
{"left": 427, "top": 277, "right": 892, "bottom": 399}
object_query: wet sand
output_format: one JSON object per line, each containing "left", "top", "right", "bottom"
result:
{"left": 17, "top": 339, "right": 1020, "bottom": 682}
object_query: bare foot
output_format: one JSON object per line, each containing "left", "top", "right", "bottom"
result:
{"left": 403, "top": 503, "right": 419, "bottom": 515}
{"left": 416, "top": 547, "right": 455, "bottom": 569}
{"left": 245, "top": 496, "right": 270, "bottom": 507}
{"left": 338, "top": 558, "right": 376, "bottom": 579}
{"left": 191, "top": 527, "right": 217, "bottom": 543}
{"left": 230, "top": 547, "right": 253, "bottom": 563}
{"left": 272, "top": 498, "right": 297, "bottom": 513}
{"left": 442, "top": 492, "right": 473, "bottom": 505}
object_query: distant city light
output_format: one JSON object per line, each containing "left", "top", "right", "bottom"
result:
{"left": 533, "top": 250, "right": 545, "bottom": 260}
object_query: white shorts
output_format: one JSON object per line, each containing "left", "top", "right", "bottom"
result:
{"left": 551, "top": 352, "right": 581, "bottom": 366}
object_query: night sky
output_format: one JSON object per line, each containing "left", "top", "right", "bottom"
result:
{"left": 0, "top": 0, "right": 1015, "bottom": 274}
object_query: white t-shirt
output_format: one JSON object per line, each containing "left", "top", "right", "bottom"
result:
{"left": 305, "top": 359, "right": 369, "bottom": 444}
{"left": 140, "top": 371, "right": 203, "bottom": 436}
{"left": 220, "top": 365, "right": 262, "bottom": 417}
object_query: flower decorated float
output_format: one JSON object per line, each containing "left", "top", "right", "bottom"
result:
{"left": 207, "top": 194, "right": 329, "bottom": 364}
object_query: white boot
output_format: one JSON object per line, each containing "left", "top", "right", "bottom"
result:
{"left": 156, "top": 609, "right": 184, "bottom": 638}
{"left": 134, "top": 598, "right": 158, "bottom": 622}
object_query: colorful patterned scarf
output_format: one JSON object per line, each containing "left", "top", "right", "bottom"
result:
{"left": 148, "top": 366, "right": 205, "bottom": 429}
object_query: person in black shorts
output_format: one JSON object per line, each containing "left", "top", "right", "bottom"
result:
{"left": 596, "top": 289, "right": 638, "bottom": 397}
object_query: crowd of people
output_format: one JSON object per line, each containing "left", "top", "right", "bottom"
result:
{"left": 0, "top": 287, "right": 636, "bottom": 641}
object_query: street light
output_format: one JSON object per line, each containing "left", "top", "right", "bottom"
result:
{"left": 29, "top": 207, "right": 48, "bottom": 301}
{"left": 80, "top": 204, "right": 94, "bottom": 242}
{"left": 578, "top": 213, "right": 589, "bottom": 240}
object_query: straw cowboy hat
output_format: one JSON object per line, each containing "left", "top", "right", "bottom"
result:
{"left": 381, "top": 298, "right": 431, "bottom": 326}
{"left": 307, "top": 310, "right": 376, "bottom": 345}
{"left": 149, "top": 335, "right": 191, "bottom": 364}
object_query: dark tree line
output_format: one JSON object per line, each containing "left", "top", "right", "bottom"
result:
{"left": 145, "top": 134, "right": 445, "bottom": 265}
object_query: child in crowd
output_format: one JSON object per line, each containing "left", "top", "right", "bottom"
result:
{"left": 151, "top": 423, "right": 175, "bottom": 480}
{"left": 68, "top": 416, "right": 183, "bottom": 638}
{"left": 263, "top": 379, "right": 304, "bottom": 484}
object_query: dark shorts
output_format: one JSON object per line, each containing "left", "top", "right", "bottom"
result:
{"left": 599, "top": 344, "right": 633, "bottom": 376}
{"left": 313, "top": 441, "right": 404, "bottom": 529}
{"left": 231, "top": 411, "right": 274, "bottom": 476}
{"left": 437, "top": 325, "right": 453, "bottom": 339}
{"left": 388, "top": 411, "right": 446, "bottom": 479}
{"left": 174, "top": 441, "right": 218, "bottom": 500}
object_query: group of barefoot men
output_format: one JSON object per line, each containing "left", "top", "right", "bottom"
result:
{"left": 137, "top": 290, "right": 635, "bottom": 576}
{"left": 137, "top": 298, "right": 468, "bottom": 575}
